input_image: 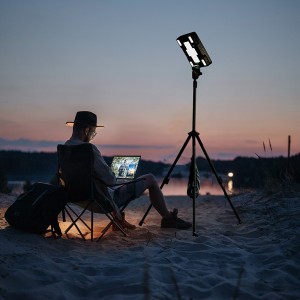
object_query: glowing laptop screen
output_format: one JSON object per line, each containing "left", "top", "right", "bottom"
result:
{"left": 111, "top": 156, "right": 141, "bottom": 180}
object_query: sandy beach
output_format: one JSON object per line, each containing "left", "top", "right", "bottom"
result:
{"left": 0, "top": 187, "right": 299, "bottom": 299}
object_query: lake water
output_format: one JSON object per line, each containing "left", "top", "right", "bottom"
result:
{"left": 157, "top": 177, "right": 234, "bottom": 196}
{"left": 8, "top": 177, "right": 235, "bottom": 196}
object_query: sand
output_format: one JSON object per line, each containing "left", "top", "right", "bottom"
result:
{"left": 0, "top": 187, "right": 299, "bottom": 299}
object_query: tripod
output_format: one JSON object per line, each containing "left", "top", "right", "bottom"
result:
{"left": 139, "top": 66, "right": 241, "bottom": 235}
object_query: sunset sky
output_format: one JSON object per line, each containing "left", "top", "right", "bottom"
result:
{"left": 1, "top": 0, "right": 299, "bottom": 163}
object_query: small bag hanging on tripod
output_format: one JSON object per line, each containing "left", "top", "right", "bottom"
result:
{"left": 187, "top": 159, "right": 200, "bottom": 198}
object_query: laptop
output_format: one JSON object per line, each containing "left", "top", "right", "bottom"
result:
{"left": 111, "top": 155, "right": 141, "bottom": 182}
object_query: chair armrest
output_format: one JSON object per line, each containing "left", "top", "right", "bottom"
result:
{"left": 92, "top": 175, "right": 146, "bottom": 188}
{"left": 109, "top": 177, "right": 146, "bottom": 187}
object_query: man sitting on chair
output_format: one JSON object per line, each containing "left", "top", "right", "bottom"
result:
{"left": 64, "top": 111, "right": 192, "bottom": 230}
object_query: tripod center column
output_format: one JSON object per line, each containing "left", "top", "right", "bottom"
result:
{"left": 192, "top": 78, "right": 197, "bottom": 132}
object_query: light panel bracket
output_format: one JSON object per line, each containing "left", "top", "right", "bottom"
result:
{"left": 177, "top": 32, "right": 212, "bottom": 69}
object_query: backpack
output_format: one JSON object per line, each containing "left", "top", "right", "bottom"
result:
{"left": 4, "top": 182, "right": 67, "bottom": 238}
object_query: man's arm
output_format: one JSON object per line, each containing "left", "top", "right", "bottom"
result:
{"left": 92, "top": 145, "right": 117, "bottom": 186}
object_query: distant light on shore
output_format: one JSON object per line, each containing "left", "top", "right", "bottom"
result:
{"left": 228, "top": 172, "right": 234, "bottom": 178}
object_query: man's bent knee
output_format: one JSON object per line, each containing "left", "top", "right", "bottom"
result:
{"left": 141, "top": 174, "right": 157, "bottom": 188}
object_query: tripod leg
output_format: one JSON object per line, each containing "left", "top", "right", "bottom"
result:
{"left": 139, "top": 134, "right": 192, "bottom": 226}
{"left": 160, "top": 134, "right": 192, "bottom": 189}
{"left": 191, "top": 135, "right": 198, "bottom": 236}
{"left": 195, "top": 134, "right": 242, "bottom": 224}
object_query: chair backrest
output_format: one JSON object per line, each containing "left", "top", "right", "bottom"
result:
{"left": 57, "top": 143, "right": 94, "bottom": 202}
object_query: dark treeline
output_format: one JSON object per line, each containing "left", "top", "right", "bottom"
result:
{"left": 195, "top": 154, "right": 300, "bottom": 188}
{"left": 0, "top": 151, "right": 170, "bottom": 183}
{"left": 0, "top": 150, "right": 299, "bottom": 190}
{"left": 0, "top": 151, "right": 58, "bottom": 182}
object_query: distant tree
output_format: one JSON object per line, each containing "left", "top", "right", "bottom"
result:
{"left": 0, "top": 165, "right": 11, "bottom": 194}
{"left": 23, "top": 179, "right": 33, "bottom": 192}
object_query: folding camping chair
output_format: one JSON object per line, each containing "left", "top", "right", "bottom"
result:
{"left": 57, "top": 143, "right": 128, "bottom": 242}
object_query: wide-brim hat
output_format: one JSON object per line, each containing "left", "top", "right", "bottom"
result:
{"left": 66, "top": 111, "right": 104, "bottom": 127}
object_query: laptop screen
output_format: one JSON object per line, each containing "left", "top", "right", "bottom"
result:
{"left": 111, "top": 156, "right": 141, "bottom": 180}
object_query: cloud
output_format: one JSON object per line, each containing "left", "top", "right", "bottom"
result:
{"left": 0, "top": 138, "right": 64, "bottom": 152}
{"left": 98, "top": 144, "right": 173, "bottom": 150}
{"left": 215, "top": 152, "right": 241, "bottom": 159}
{"left": 244, "top": 139, "right": 259, "bottom": 145}
{"left": 0, "top": 138, "right": 173, "bottom": 152}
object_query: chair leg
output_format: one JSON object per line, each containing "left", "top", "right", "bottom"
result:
{"left": 91, "top": 210, "right": 94, "bottom": 242}
{"left": 97, "top": 221, "right": 113, "bottom": 242}
{"left": 63, "top": 201, "right": 129, "bottom": 242}
{"left": 96, "top": 213, "right": 128, "bottom": 242}
{"left": 64, "top": 203, "right": 95, "bottom": 241}
{"left": 66, "top": 205, "right": 91, "bottom": 231}
{"left": 96, "top": 202, "right": 131, "bottom": 242}
{"left": 62, "top": 209, "right": 66, "bottom": 222}
{"left": 65, "top": 208, "right": 88, "bottom": 233}
{"left": 64, "top": 206, "right": 86, "bottom": 240}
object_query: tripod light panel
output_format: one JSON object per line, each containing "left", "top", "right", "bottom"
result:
{"left": 177, "top": 32, "right": 212, "bottom": 68}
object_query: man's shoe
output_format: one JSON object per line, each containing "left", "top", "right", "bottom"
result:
{"left": 112, "top": 212, "right": 136, "bottom": 231}
{"left": 161, "top": 208, "right": 192, "bottom": 230}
